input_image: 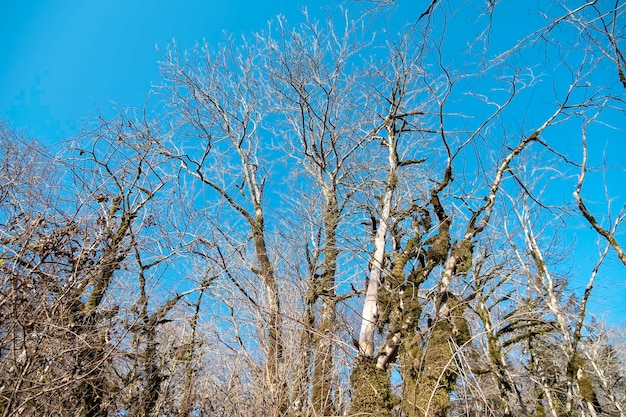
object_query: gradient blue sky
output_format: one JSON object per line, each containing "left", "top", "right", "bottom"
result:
{"left": 0, "top": 0, "right": 333, "bottom": 145}
{"left": 1, "top": 1, "right": 624, "bottom": 324}
{"left": 0, "top": 0, "right": 552, "bottom": 145}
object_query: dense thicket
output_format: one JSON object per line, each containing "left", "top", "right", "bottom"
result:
{"left": 1, "top": 1, "right": 626, "bottom": 416}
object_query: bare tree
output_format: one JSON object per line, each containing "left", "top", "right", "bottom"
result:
{"left": 158, "top": 36, "right": 292, "bottom": 415}
{"left": 0, "top": 114, "right": 193, "bottom": 416}
{"left": 3, "top": 1, "right": 625, "bottom": 416}
{"left": 260, "top": 14, "right": 375, "bottom": 414}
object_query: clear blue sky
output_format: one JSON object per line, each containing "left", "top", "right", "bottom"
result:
{"left": 0, "top": 0, "right": 554, "bottom": 145}
{"left": 0, "top": 0, "right": 330, "bottom": 144}
{"left": 1, "top": 1, "right": 624, "bottom": 325}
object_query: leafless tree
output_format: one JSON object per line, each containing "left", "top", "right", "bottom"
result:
{"left": 2, "top": 1, "right": 625, "bottom": 416}
{"left": 0, "top": 114, "right": 200, "bottom": 416}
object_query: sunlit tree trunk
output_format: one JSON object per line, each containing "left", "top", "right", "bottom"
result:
{"left": 311, "top": 192, "right": 339, "bottom": 415}
{"left": 350, "top": 117, "right": 400, "bottom": 417}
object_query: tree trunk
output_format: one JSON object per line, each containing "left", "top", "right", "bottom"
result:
{"left": 349, "top": 357, "right": 393, "bottom": 417}
{"left": 311, "top": 194, "right": 339, "bottom": 415}
{"left": 252, "top": 217, "right": 286, "bottom": 415}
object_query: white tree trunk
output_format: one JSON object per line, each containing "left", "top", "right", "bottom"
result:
{"left": 358, "top": 126, "right": 398, "bottom": 357}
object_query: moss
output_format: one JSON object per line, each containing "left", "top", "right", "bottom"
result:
{"left": 400, "top": 321, "right": 456, "bottom": 417}
{"left": 578, "top": 371, "right": 594, "bottom": 403}
{"left": 447, "top": 295, "right": 471, "bottom": 346}
{"left": 451, "top": 240, "right": 473, "bottom": 275}
{"left": 535, "top": 402, "right": 546, "bottom": 417}
{"left": 570, "top": 353, "right": 598, "bottom": 406}
{"left": 400, "top": 297, "right": 470, "bottom": 417}
{"left": 388, "top": 171, "right": 399, "bottom": 189}
{"left": 377, "top": 283, "right": 393, "bottom": 330}
{"left": 399, "top": 334, "right": 423, "bottom": 417}
{"left": 425, "top": 230, "right": 450, "bottom": 267}
{"left": 389, "top": 234, "right": 421, "bottom": 286}
{"left": 381, "top": 235, "right": 425, "bottom": 332}
{"left": 349, "top": 357, "right": 393, "bottom": 417}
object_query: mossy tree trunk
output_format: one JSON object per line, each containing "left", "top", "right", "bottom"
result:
{"left": 400, "top": 296, "right": 470, "bottom": 417}
{"left": 350, "top": 358, "right": 394, "bottom": 417}
{"left": 311, "top": 194, "right": 340, "bottom": 416}
{"left": 71, "top": 198, "right": 134, "bottom": 417}
{"left": 178, "top": 289, "right": 206, "bottom": 417}
{"left": 350, "top": 114, "right": 401, "bottom": 416}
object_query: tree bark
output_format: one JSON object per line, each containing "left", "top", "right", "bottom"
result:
{"left": 311, "top": 193, "right": 339, "bottom": 416}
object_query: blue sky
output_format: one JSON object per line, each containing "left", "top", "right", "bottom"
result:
{"left": 1, "top": 1, "right": 624, "bottom": 325}
{"left": 0, "top": 0, "right": 330, "bottom": 145}
{"left": 0, "top": 0, "right": 555, "bottom": 145}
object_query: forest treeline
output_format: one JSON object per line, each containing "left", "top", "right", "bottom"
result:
{"left": 1, "top": 1, "right": 626, "bottom": 416}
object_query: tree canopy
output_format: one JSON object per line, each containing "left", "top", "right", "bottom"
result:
{"left": 1, "top": 1, "right": 626, "bottom": 416}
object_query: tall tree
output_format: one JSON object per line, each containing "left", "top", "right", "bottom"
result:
{"left": 159, "top": 37, "right": 290, "bottom": 414}
{"left": 2, "top": 1, "right": 625, "bottom": 416}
